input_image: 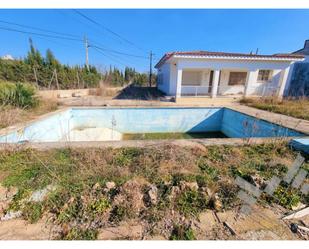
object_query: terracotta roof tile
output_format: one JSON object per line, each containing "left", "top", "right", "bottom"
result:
{"left": 154, "top": 51, "right": 304, "bottom": 68}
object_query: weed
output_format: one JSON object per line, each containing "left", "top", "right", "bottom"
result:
{"left": 109, "top": 205, "right": 128, "bottom": 223}
{"left": 176, "top": 190, "right": 208, "bottom": 217}
{"left": 240, "top": 97, "right": 309, "bottom": 121}
{"left": 63, "top": 227, "right": 98, "bottom": 240}
{"left": 269, "top": 185, "right": 301, "bottom": 209}
{"left": 88, "top": 197, "right": 111, "bottom": 214}
{"left": 197, "top": 158, "right": 219, "bottom": 181}
{"left": 22, "top": 202, "right": 43, "bottom": 223}
{"left": 113, "top": 148, "right": 141, "bottom": 167}
{"left": 170, "top": 224, "right": 196, "bottom": 240}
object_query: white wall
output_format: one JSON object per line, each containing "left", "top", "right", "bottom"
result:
{"left": 157, "top": 57, "right": 294, "bottom": 97}
{"left": 157, "top": 63, "right": 170, "bottom": 94}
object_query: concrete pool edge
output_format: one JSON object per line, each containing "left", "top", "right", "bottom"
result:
{"left": 0, "top": 105, "right": 308, "bottom": 149}
{"left": 0, "top": 137, "right": 295, "bottom": 150}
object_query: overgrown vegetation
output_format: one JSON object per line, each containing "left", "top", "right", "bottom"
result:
{"left": 240, "top": 97, "right": 309, "bottom": 121}
{"left": 0, "top": 81, "right": 38, "bottom": 108}
{"left": 0, "top": 143, "right": 308, "bottom": 240}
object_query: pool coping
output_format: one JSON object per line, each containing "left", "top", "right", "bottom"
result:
{"left": 0, "top": 105, "right": 308, "bottom": 147}
{"left": 0, "top": 137, "right": 294, "bottom": 151}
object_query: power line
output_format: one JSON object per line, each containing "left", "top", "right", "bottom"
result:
{"left": 89, "top": 44, "right": 149, "bottom": 59}
{"left": 0, "top": 26, "right": 83, "bottom": 42}
{"left": 73, "top": 9, "right": 145, "bottom": 52}
{"left": 0, "top": 19, "right": 81, "bottom": 39}
{"left": 91, "top": 46, "right": 129, "bottom": 67}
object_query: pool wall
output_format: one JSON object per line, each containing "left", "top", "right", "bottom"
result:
{"left": 0, "top": 107, "right": 304, "bottom": 143}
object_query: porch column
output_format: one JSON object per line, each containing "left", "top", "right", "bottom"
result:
{"left": 175, "top": 68, "right": 183, "bottom": 99}
{"left": 211, "top": 69, "right": 220, "bottom": 98}
{"left": 244, "top": 70, "right": 258, "bottom": 97}
{"left": 277, "top": 68, "right": 290, "bottom": 100}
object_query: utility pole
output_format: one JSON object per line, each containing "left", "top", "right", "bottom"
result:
{"left": 149, "top": 51, "right": 153, "bottom": 87}
{"left": 84, "top": 36, "right": 89, "bottom": 71}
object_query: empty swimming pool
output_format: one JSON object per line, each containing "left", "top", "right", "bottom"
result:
{"left": 0, "top": 107, "right": 305, "bottom": 143}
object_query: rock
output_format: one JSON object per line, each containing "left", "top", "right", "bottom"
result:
{"left": 0, "top": 185, "right": 18, "bottom": 202}
{"left": 92, "top": 182, "right": 101, "bottom": 190}
{"left": 209, "top": 194, "right": 222, "bottom": 211}
{"left": 148, "top": 185, "right": 158, "bottom": 205}
{"left": 179, "top": 181, "right": 199, "bottom": 191}
{"left": 105, "top": 181, "right": 116, "bottom": 191}
{"left": 28, "top": 185, "right": 56, "bottom": 202}
{"left": 169, "top": 186, "right": 181, "bottom": 201}
{"left": 98, "top": 224, "right": 143, "bottom": 240}
{"left": 1, "top": 211, "right": 22, "bottom": 221}
{"left": 114, "top": 180, "right": 144, "bottom": 215}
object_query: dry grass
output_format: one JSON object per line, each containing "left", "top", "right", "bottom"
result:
{"left": 240, "top": 97, "right": 309, "bottom": 121}
{"left": 0, "top": 98, "right": 59, "bottom": 129}
{"left": 0, "top": 142, "right": 307, "bottom": 239}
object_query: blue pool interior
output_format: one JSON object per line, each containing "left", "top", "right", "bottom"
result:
{"left": 0, "top": 107, "right": 306, "bottom": 143}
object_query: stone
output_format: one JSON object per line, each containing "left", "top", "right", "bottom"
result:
{"left": 0, "top": 185, "right": 18, "bottom": 202}
{"left": 92, "top": 182, "right": 101, "bottom": 190}
{"left": 28, "top": 185, "right": 56, "bottom": 202}
{"left": 179, "top": 181, "right": 199, "bottom": 191}
{"left": 148, "top": 185, "right": 158, "bottom": 205}
{"left": 105, "top": 181, "right": 116, "bottom": 191}
{"left": 1, "top": 211, "right": 22, "bottom": 221}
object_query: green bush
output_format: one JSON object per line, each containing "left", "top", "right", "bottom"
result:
{"left": 170, "top": 224, "right": 196, "bottom": 240}
{"left": 0, "top": 82, "right": 38, "bottom": 108}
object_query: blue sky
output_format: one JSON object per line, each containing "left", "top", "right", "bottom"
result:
{"left": 0, "top": 9, "right": 308, "bottom": 72}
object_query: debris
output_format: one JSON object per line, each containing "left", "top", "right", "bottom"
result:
{"left": 180, "top": 181, "right": 199, "bottom": 191}
{"left": 92, "top": 182, "right": 101, "bottom": 190}
{"left": 28, "top": 185, "right": 56, "bottom": 202}
{"left": 1, "top": 211, "right": 22, "bottom": 221}
{"left": 209, "top": 194, "right": 222, "bottom": 211}
{"left": 105, "top": 182, "right": 116, "bottom": 191}
{"left": 223, "top": 221, "right": 237, "bottom": 236}
{"left": 290, "top": 223, "right": 309, "bottom": 234}
{"left": 291, "top": 202, "right": 306, "bottom": 211}
{"left": 282, "top": 207, "right": 309, "bottom": 220}
{"left": 148, "top": 185, "right": 158, "bottom": 205}
{"left": 0, "top": 185, "right": 18, "bottom": 202}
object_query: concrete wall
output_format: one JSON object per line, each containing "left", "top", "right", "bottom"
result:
{"left": 0, "top": 109, "right": 72, "bottom": 143}
{"left": 157, "top": 63, "right": 171, "bottom": 95}
{"left": 221, "top": 108, "right": 303, "bottom": 138}
{"left": 158, "top": 57, "right": 294, "bottom": 97}
{"left": 38, "top": 88, "right": 98, "bottom": 99}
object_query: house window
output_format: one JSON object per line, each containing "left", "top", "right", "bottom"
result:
{"left": 228, "top": 72, "right": 247, "bottom": 85}
{"left": 257, "top": 70, "right": 273, "bottom": 82}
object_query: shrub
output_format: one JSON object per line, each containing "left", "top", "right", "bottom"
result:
{"left": 63, "top": 227, "right": 98, "bottom": 240}
{"left": 176, "top": 189, "right": 208, "bottom": 217}
{"left": 170, "top": 224, "right": 196, "bottom": 240}
{"left": 0, "top": 82, "right": 38, "bottom": 108}
{"left": 22, "top": 202, "right": 43, "bottom": 223}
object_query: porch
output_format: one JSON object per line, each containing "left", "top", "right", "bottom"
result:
{"left": 176, "top": 68, "right": 289, "bottom": 99}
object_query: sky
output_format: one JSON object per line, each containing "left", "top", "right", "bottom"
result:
{"left": 0, "top": 9, "right": 308, "bottom": 72}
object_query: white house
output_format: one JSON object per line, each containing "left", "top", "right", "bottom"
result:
{"left": 155, "top": 51, "right": 304, "bottom": 99}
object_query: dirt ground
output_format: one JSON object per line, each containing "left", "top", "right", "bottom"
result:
{"left": 0, "top": 205, "right": 301, "bottom": 240}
